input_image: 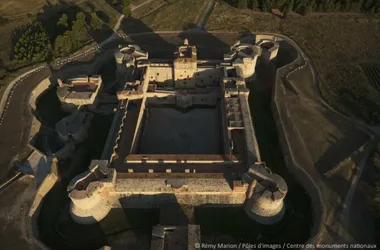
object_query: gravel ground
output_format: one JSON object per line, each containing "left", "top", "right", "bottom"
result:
{"left": 0, "top": 176, "right": 38, "bottom": 250}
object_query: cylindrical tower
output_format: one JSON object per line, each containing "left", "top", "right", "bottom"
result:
{"left": 231, "top": 44, "right": 259, "bottom": 79}
{"left": 69, "top": 181, "right": 113, "bottom": 224}
{"left": 259, "top": 41, "right": 280, "bottom": 64}
{"left": 244, "top": 173, "right": 287, "bottom": 224}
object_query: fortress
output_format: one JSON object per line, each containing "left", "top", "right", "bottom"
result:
{"left": 62, "top": 38, "right": 287, "bottom": 228}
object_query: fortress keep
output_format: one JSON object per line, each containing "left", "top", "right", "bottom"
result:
{"left": 64, "top": 39, "right": 287, "bottom": 226}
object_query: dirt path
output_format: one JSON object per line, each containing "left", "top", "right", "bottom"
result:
{"left": 196, "top": 0, "right": 216, "bottom": 28}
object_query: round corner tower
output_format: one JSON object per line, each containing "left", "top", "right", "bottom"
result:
{"left": 69, "top": 181, "right": 114, "bottom": 224}
{"left": 244, "top": 170, "right": 288, "bottom": 224}
{"left": 67, "top": 161, "right": 115, "bottom": 224}
{"left": 258, "top": 40, "right": 280, "bottom": 64}
{"left": 230, "top": 44, "right": 260, "bottom": 79}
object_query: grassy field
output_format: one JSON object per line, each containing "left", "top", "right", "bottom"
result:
{"left": 138, "top": 0, "right": 206, "bottom": 30}
{"left": 131, "top": 0, "right": 166, "bottom": 19}
{"left": 206, "top": 2, "right": 380, "bottom": 124}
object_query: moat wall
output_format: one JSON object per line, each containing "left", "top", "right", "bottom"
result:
{"left": 27, "top": 165, "right": 58, "bottom": 250}
{"left": 116, "top": 192, "right": 247, "bottom": 208}
{"left": 271, "top": 48, "right": 325, "bottom": 244}
{"left": 25, "top": 50, "right": 117, "bottom": 247}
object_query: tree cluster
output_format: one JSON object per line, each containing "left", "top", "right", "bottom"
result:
{"left": 54, "top": 13, "right": 88, "bottom": 56}
{"left": 123, "top": 0, "right": 132, "bottom": 16}
{"left": 11, "top": 22, "right": 51, "bottom": 64}
{"left": 229, "top": 0, "right": 380, "bottom": 15}
{"left": 54, "top": 12, "right": 103, "bottom": 56}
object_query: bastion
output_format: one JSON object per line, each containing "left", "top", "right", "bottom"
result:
{"left": 65, "top": 39, "right": 288, "bottom": 225}
{"left": 56, "top": 75, "right": 102, "bottom": 112}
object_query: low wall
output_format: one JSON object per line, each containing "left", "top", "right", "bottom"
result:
{"left": 116, "top": 192, "right": 246, "bottom": 208}
{"left": 29, "top": 78, "right": 52, "bottom": 111}
{"left": 271, "top": 42, "right": 326, "bottom": 244}
{"left": 22, "top": 50, "right": 117, "bottom": 249}
{"left": 27, "top": 170, "right": 58, "bottom": 249}
{"left": 0, "top": 64, "right": 47, "bottom": 120}
{"left": 130, "top": 97, "right": 147, "bottom": 153}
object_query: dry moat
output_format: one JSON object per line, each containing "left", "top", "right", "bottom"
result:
{"left": 31, "top": 34, "right": 312, "bottom": 250}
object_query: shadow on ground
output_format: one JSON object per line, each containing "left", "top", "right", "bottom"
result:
{"left": 34, "top": 29, "right": 316, "bottom": 249}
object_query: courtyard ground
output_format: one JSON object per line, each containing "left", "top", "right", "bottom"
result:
{"left": 139, "top": 108, "right": 220, "bottom": 154}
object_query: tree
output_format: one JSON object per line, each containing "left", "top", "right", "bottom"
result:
{"left": 123, "top": 0, "right": 131, "bottom": 16}
{"left": 375, "top": 181, "right": 380, "bottom": 204}
{"left": 251, "top": 0, "right": 259, "bottom": 9}
{"left": 373, "top": 153, "right": 380, "bottom": 170}
{"left": 301, "top": 1, "right": 313, "bottom": 15}
{"left": 91, "top": 13, "right": 103, "bottom": 30}
{"left": 239, "top": 0, "right": 248, "bottom": 8}
{"left": 261, "top": 0, "right": 269, "bottom": 12}
{"left": 283, "top": 0, "right": 294, "bottom": 18}
{"left": 76, "top": 12, "right": 86, "bottom": 23}
{"left": 54, "top": 34, "right": 69, "bottom": 56}
{"left": 315, "top": 3, "right": 323, "bottom": 12}
{"left": 72, "top": 12, "right": 89, "bottom": 44}
{"left": 57, "top": 14, "right": 68, "bottom": 28}
{"left": 363, "top": 0, "right": 375, "bottom": 11}
{"left": 293, "top": 0, "right": 304, "bottom": 13}
{"left": 232, "top": 0, "right": 247, "bottom": 8}
{"left": 12, "top": 22, "right": 51, "bottom": 64}
{"left": 334, "top": 2, "right": 342, "bottom": 12}
{"left": 323, "top": 0, "right": 335, "bottom": 12}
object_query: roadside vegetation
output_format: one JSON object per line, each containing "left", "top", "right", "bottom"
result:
{"left": 371, "top": 142, "right": 380, "bottom": 172}
{"left": 0, "top": 0, "right": 126, "bottom": 81}
{"left": 53, "top": 12, "right": 93, "bottom": 56}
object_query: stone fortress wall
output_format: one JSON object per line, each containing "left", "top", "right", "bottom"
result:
{"left": 25, "top": 50, "right": 117, "bottom": 241}
{"left": 148, "top": 65, "right": 223, "bottom": 87}
{"left": 66, "top": 38, "right": 289, "bottom": 226}
{"left": 19, "top": 33, "right": 337, "bottom": 248}
{"left": 19, "top": 32, "right": 371, "bottom": 249}
{"left": 27, "top": 159, "right": 59, "bottom": 248}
